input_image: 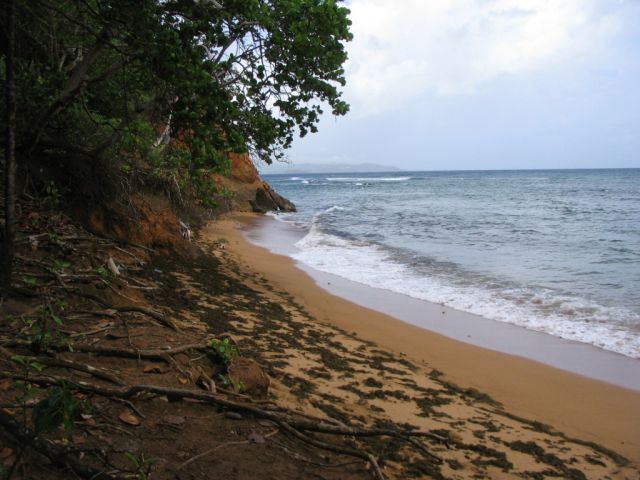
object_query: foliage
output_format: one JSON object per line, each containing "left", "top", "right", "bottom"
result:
{"left": 21, "top": 276, "right": 38, "bottom": 287}
{"left": 96, "top": 265, "right": 112, "bottom": 281}
{"left": 14, "top": 380, "right": 39, "bottom": 405}
{"left": 218, "top": 373, "right": 245, "bottom": 392}
{"left": 125, "top": 452, "right": 154, "bottom": 480}
{"left": 24, "top": 303, "right": 65, "bottom": 350}
{"left": 10, "top": 355, "right": 45, "bottom": 373}
{"left": 0, "top": 0, "right": 353, "bottom": 203}
{"left": 209, "top": 337, "right": 238, "bottom": 366}
{"left": 41, "top": 181, "right": 62, "bottom": 209}
{"left": 52, "top": 259, "right": 71, "bottom": 272}
{"left": 32, "top": 383, "right": 82, "bottom": 433}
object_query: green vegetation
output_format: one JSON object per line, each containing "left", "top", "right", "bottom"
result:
{"left": 217, "top": 373, "right": 245, "bottom": 392}
{"left": 32, "top": 383, "right": 82, "bottom": 433}
{"left": 3, "top": 0, "right": 352, "bottom": 166}
{"left": 20, "top": 303, "right": 66, "bottom": 351}
{"left": 209, "top": 337, "right": 238, "bottom": 365}
{"left": 1, "top": 0, "right": 353, "bottom": 291}
{"left": 125, "top": 452, "right": 155, "bottom": 480}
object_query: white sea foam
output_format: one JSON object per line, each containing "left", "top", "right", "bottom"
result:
{"left": 323, "top": 205, "right": 348, "bottom": 214}
{"left": 326, "top": 176, "right": 411, "bottom": 182}
{"left": 292, "top": 226, "right": 640, "bottom": 359}
{"left": 264, "top": 211, "right": 298, "bottom": 225}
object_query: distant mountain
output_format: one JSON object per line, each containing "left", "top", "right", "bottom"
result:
{"left": 260, "top": 162, "right": 401, "bottom": 174}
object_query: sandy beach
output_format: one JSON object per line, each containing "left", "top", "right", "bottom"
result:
{"left": 206, "top": 214, "right": 640, "bottom": 470}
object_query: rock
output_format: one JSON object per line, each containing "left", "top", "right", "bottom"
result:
{"left": 227, "top": 357, "right": 270, "bottom": 399}
{"left": 163, "top": 415, "right": 185, "bottom": 426}
{"left": 250, "top": 183, "right": 296, "bottom": 213}
{"left": 211, "top": 152, "right": 296, "bottom": 214}
{"left": 247, "top": 430, "right": 265, "bottom": 444}
{"left": 262, "top": 182, "right": 296, "bottom": 212}
{"left": 251, "top": 187, "right": 277, "bottom": 213}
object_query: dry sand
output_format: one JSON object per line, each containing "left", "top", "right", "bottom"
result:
{"left": 207, "top": 214, "right": 640, "bottom": 468}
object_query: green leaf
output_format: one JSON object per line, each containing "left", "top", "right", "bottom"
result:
{"left": 29, "top": 361, "right": 46, "bottom": 372}
{"left": 22, "top": 276, "right": 38, "bottom": 286}
{"left": 32, "top": 384, "right": 80, "bottom": 433}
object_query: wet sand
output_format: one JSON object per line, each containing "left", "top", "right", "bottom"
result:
{"left": 207, "top": 214, "right": 640, "bottom": 464}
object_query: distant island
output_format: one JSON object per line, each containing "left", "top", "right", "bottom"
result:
{"left": 259, "top": 162, "right": 401, "bottom": 175}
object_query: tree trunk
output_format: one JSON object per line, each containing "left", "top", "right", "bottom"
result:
{"left": 29, "top": 28, "right": 110, "bottom": 151}
{"left": 2, "top": 0, "right": 16, "bottom": 293}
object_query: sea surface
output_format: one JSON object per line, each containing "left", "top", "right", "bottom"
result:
{"left": 262, "top": 169, "right": 640, "bottom": 359}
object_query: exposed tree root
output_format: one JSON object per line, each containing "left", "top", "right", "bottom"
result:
{"left": 33, "top": 356, "right": 125, "bottom": 386}
{"left": 109, "top": 305, "right": 177, "bottom": 331}
{"left": 0, "top": 409, "right": 126, "bottom": 480}
{"left": 61, "top": 288, "right": 178, "bottom": 330}
{"left": 176, "top": 439, "right": 251, "bottom": 471}
{"left": 4, "top": 339, "right": 209, "bottom": 362}
{"left": 285, "top": 421, "right": 445, "bottom": 462}
{"left": 0, "top": 371, "right": 453, "bottom": 480}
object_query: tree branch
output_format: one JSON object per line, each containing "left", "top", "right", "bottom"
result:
{"left": 0, "top": 409, "right": 126, "bottom": 480}
{"left": 29, "top": 28, "right": 111, "bottom": 150}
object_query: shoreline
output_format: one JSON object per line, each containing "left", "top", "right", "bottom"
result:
{"left": 249, "top": 213, "right": 640, "bottom": 392}
{"left": 208, "top": 214, "right": 640, "bottom": 464}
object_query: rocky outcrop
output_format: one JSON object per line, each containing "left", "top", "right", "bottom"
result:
{"left": 212, "top": 153, "right": 296, "bottom": 213}
{"left": 227, "top": 357, "right": 270, "bottom": 399}
{"left": 250, "top": 182, "right": 297, "bottom": 213}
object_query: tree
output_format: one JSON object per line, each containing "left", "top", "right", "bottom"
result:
{"left": 3, "top": 0, "right": 352, "bottom": 164}
{"left": 1, "top": 0, "right": 16, "bottom": 294}
{"left": 0, "top": 0, "right": 352, "bottom": 286}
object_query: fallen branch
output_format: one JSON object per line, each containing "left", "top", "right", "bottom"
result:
{"left": 272, "top": 440, "right": 364, "bottom": 470}
{"left": 276, "top": 420, "right": 386, "bottom": 480}
{"left": 61, "top": 321, "right": 115, "bottom": 337}
{"left": 35, "top": 356, "right": 125, "bottom": 386}
{"left": 111, "top": 305, "right": 177, "bottom": 331}
{"left": 1, "top": 344, "right": 124, "bottom": 385}
{"left": 0, "top": 374, "right": 465, "bottom": 479}
{"left": 288, "top": 421, "right": 447, "bottom": 459}
{"left": 177, "top": 428, "right": 279, "bottom": 470}
{"left": 177, "top": 440, "right": 249, "bottom": 471}
{"left": 61, "top": 288, "right": 178, "bottom": 331}
{"left": 4, "top": 339, "right": 209, "bottom": 362}
{"left": 111, "top": 245, "right": 146, "bottom": 266}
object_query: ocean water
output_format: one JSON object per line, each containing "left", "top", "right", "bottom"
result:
{"left": 262, "top": 169, "right": 640, "bottom": 359}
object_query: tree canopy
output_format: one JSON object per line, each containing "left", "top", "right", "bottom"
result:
{"left": 1, "top": 0, "right": 352, "bottom": 182}
{"left": 0, "top": 0, "right": 351, "bottom": 290}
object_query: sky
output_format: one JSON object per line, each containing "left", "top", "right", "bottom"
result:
{"left": 263, "top": 0, "right": 640, "bottom": 172}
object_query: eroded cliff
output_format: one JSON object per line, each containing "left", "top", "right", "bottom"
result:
{"left": 212, "top": 153, "right": 296, "bottom": 214}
